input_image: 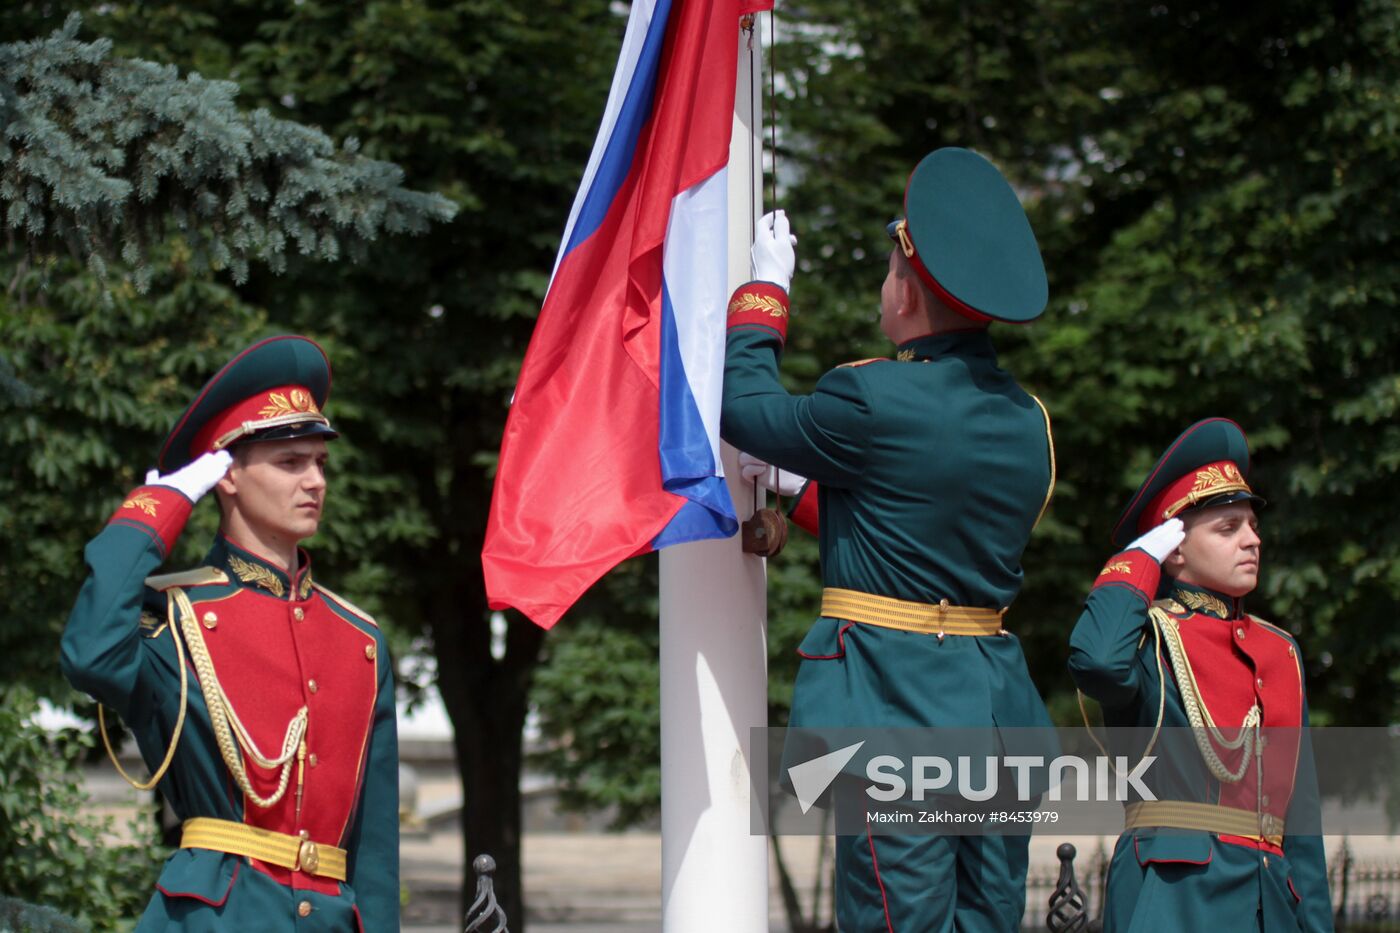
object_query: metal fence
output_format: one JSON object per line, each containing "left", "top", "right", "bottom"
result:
{"left": 1026, "top": 839, "right": 1400, "bottom": 933}
{"left": 463, "top": 839, "right": 1400, "bottom": 933}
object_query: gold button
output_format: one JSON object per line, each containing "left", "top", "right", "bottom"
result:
{"left": 365, "top": 644, "right": 377, "bottom": 661}
{"left": 1262, "top": 855, "right": 1269, "bottom": 868}
{"left": 308, "top": 679, "right": 318, "bottom": 694}
{"left": 297, "top": 899, "right": 312, "bottom": 917}
{"left": 203, "top": 612, "right": 218, "bottom": 630}
{"left": 298, "top": 837, "right": 320, "bottom": 874}
{"left": 1235, "top": 626, "right": 1245, "bottom": 639}
{"left": 293, "top": 607, "right": 305, "bottom": 621}
{"left": 1256, "top": 677, "right": 1264, "bottom": 690}
{"left": 1262, "top": 794, "right": 1270, "bottom": 806}
{"left": 309, "top": 752, "right": 319, "bottom": 767}
{"left": 1288, "top": 645, "right": 1296, "bottom": 658}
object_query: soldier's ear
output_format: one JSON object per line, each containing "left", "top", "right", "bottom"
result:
{"left": 898, "top": 272, "right": 923, "bottom": 319}
{"left": 215, "top": 462, "right": 239, "bottom": 498}
{"left": 1162, "top": 545, "right": 1186, "bottom": 574}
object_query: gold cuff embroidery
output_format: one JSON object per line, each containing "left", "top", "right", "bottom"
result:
{"left": 727, "top": 292, "right": 788, "bottom": 319}
{"left": 123, "top": 492, "right": 160, "bottom": 517}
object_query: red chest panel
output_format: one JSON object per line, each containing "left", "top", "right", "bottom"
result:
{"left": 1169, "top": 613, "right": 1304, "bottom": 831}
{"left": 191, "top": 587, "right": 378, "bottom": 891}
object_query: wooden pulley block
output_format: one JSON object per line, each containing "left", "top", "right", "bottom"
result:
{"left": 741, "top": 507, "right": 788, "bottom": 557}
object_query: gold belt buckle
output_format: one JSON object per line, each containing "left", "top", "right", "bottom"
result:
{"left": 297, "top": 831, "right": 320, "bottom": 874}
{"left": 1260, "top": 813, "right": 1284, "bottom": 836}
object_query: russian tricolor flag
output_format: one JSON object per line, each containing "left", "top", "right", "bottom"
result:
{"left": 482, "top": 0, "right": 771, "bottom": 629}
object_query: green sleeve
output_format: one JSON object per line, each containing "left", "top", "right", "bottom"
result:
{"left": 720, "top": 327, "right": 872, "bottom": 488}
{"left": 61, "top": 493, "right": 190, "bottom": 722}
{"left": 1068, "top": 553, "right": 1164, "bottom": 709}
{"left": 1283, "top": 697, "right": 1334, "bottom": 932}
{"left": 345, "top": 633, "right": 401, "bottom": 931}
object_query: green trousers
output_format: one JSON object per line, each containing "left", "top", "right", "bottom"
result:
{"left": 836, "top": 829, "right": 1029, "bottom": 932}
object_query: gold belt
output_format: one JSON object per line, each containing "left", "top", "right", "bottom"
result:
{"left": 181, "top": 817, "right": 347, "bottom": 881}
{"left": 820, "top": 588, "right": 1005, "bottom": 636}
{"left": 1124, "top": 800, "right": 1284, "bottom": 847}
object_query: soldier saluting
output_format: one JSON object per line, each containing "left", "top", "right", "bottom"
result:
{"left": 62, "top": 336, "right": 399, "bottom": 931}
{"left": 723, "top": 148, "right": 1056, "bottom": 932}
{"left": 1070, "top": 418, "right": 1331, "bottom": 932}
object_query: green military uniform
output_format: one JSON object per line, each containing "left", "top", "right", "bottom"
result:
{"left": 61, "top": 337, "right": 399, "bottom": 932}
{"left": 722, "top": 149, "right": 1055, "bottom": 932}
{"left": 1069, "top": 418, "right": 1331, "bottom": 932}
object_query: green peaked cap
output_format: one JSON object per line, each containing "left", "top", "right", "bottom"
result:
{"left": 1110, "top": 417, "right": 1265, "bottom": 550}
{"left": 886, "top": 148, "right": 1048, "bottom": 323}
{"left": 157, "top": 335, "right": 336, "bottom": 474}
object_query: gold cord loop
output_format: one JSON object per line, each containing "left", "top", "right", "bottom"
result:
{"left": 100, "top": 594, "right": 190, "bottom": 791}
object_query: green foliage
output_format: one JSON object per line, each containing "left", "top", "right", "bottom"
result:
{"left": 0, "top": 15, "right": 455, "bottom": 289}
{"left": 528, "top": 560, "right": 663, "bottom": 829}
{"left": 0, "top": 687, "right": 164, "bottom": 931}
{"left": 0, "top": 249, "right": 267, "bottom": 697}
{"left": 0, "top": 897, "right": 85, "bottom": 933}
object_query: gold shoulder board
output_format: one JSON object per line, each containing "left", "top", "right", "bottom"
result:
{"left": 313, "top": 583, "right": 378, "bottom": 628}
{"left": 839, "top": 357, "right": 888, "bottom": 368}
{"left": 1151, "top": 598, "right": 1187, "bottom": 615}
{"left": 145, "top": 567, "right": 230, "bottom": 591}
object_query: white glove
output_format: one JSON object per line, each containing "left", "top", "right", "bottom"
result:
{"left": 751, "top": 210, "right": 797, "bottom": 292}
{"left": 738, "top": 451, "right": 807, "bottom": 497}
{"left": 1127, "top": 518, "right": 1185, "bottom": 563}
{"left": 144, "top": 450, "right": 234, "bottom": 503}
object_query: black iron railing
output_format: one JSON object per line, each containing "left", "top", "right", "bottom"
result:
{"left": 463, "top": 854, "right": 509, "bottom": 933}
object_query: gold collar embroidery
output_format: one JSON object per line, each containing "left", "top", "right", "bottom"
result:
{"left": 1175, "top": 588, "right": 1231, "bottom": 619}
{"left": 228, "top": 554, "right": 286, "bottom": 598}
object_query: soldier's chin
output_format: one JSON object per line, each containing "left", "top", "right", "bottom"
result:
{"left": 1221, "top": 572, "right": 1257, "bottom": 598}
{"left": 290, "top": 516, "right": 321, "bottom": 540}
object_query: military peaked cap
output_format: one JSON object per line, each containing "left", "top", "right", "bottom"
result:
{"left": 886, "top": 147, "right": 1048, "bottom": 324}
{"left": 157, "top": 335, "right": 337, "bottom": 473}
{"left": 1111, "top": 417, "right": 1266, "bottom": 550}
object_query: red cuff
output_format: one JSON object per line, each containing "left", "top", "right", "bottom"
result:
{"left": 788, "top": 481, "right": 819, "bottom": 535}
{"left": 1091, "top": 549, "right": 1162, "bottom": 603}
{"left": 107, "top": 485, "right": 194, "bottom": 556}
{"left": 726, "top": 281, "right": 790, "bottom": 343}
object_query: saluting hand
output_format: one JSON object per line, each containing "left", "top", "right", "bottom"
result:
{"left": 144, "top": 450, "right": 234, "bottom": 503}
{"left": 738, "top": 451, "right": 807, "bottom": 497}
{"left": 751, "top": 209, "right": 797, "bottom": 292}
{"left": 1127, "top": 517, "right": 1185, "bottom": 563}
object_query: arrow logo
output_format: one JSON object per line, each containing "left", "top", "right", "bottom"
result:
{"left": 787, "top": 741, "right": 865, "bottom": 814}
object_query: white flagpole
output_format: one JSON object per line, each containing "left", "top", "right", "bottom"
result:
{"left": 658, "top": 17, "right": 769, "bottom": 933}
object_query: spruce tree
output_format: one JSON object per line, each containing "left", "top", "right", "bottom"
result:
{"left": 1, "top": 15, "right": 454, "bottom": 290}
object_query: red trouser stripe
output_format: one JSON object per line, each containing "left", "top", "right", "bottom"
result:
{"left": 867, "top": 821, "right": 895, "bottom": 933}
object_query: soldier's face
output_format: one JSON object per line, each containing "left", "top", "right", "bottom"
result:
{"left": 1169, "top": 502, "right": 1261, "bottom": 598}
{"left": 219, "top": 438, "right": 329, "bottom": 545}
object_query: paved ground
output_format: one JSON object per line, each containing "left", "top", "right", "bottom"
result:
{"left": 403, "top": 830, "right": 831, "bottom": 930}
{"left": 404, "top": 829, "right": 1400, "bottom": 931}
{"left": 403, "top": 830, "right": 1132, "bottom": 931}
